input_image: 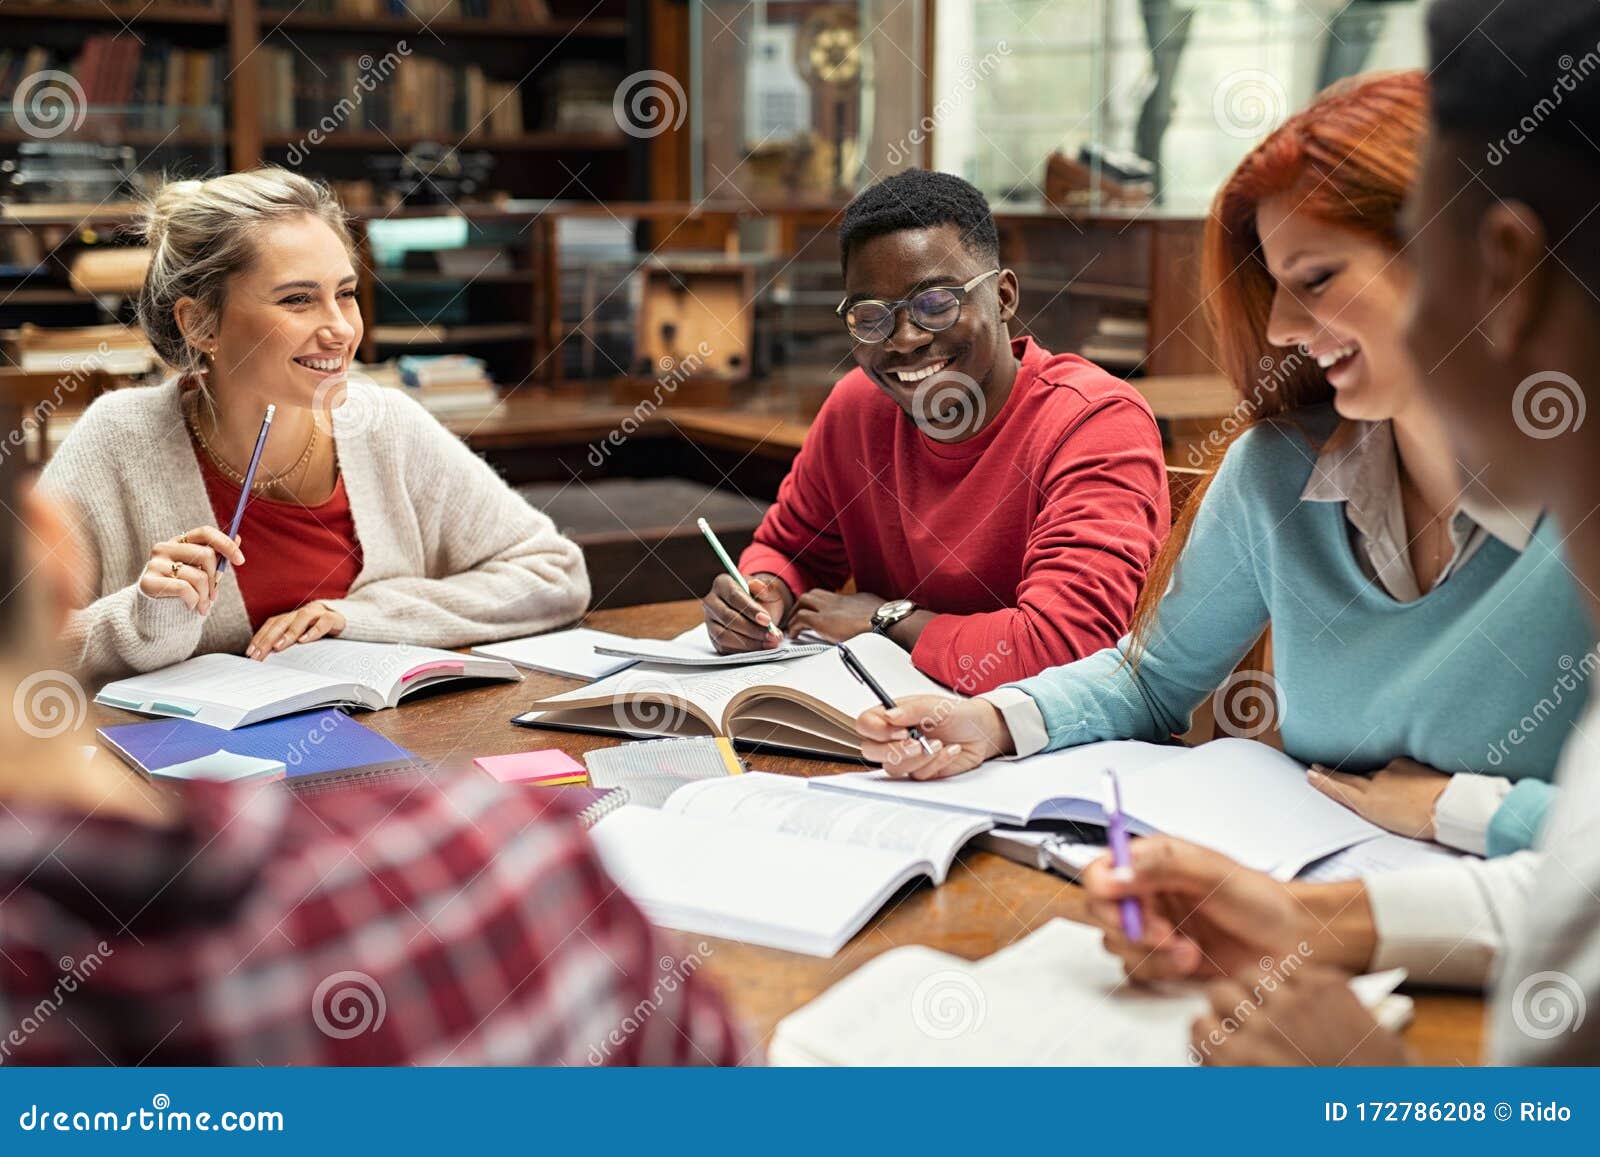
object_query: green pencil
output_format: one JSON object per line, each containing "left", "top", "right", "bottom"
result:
{"left": 697, "top": 517, "right": 783, "bottom": 639}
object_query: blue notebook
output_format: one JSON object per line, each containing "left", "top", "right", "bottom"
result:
{"left": 97, "top": 709, "right": 422, "bottom": 790}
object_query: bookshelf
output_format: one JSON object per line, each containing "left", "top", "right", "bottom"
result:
{"left": 0, "top": 0, "right": 646, "bottom": 201}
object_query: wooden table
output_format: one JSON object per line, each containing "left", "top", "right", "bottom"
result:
{"left": 90, "top": 599, "right": 1486, "bottom": 1065}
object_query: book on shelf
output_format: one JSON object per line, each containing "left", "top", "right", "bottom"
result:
{"left": 0, "top": 39, "right": 224, "bottom": 133}
{"left": 15, "top": 324, "right": 157, "bottom": 376}
{"left": 259, "top": 0, "right": 553, "bottom": 20}
{"left": 259, "top": 46, "right": 524, "bottom": 139}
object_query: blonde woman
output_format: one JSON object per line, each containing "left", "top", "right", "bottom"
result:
{"left": 41, "top": 168, "right": 589, "bottom": 684}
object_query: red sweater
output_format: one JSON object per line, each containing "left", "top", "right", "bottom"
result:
{"left": 739, "top": 337, "right": 1169, "bottom": 692}
{"left": 197, "top": 453, "right": 364, "bottom": 630}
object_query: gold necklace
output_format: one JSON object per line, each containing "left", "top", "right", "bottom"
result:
{"left": 185, "top": 392, "right": 318, "bottom": 496}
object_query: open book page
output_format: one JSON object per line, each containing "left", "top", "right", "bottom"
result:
{"left": 770, "top": 918, "right": 1409, "bottom": 1066}
{"left": 266, "top": 639, "right": 517, "bottom": 703}
{"left": 593, "top": 623, "right": 829, "bottom": 667}
{"left": 1105, "top": 738, "right": 1384, "bottom": 878}
{"left": 97, "top": 653, "right": 355, "bottom": 726}
{"left": 471, "top": 627, "right": 638, "bottom": 680}
{"left": 723, "top": 631, "right": 956, "bottom": 733}
{"left": 664, "top": 772, "right": 992, "bottom": 884}
{"left": 812, "top": 737, "right": 1383, "bottom": 877}
{"left": 1297, "top": 831, "right": 1465, "bottom": 882}
{"left": 811, "top": 739, "right": 1176, "bottom": 824}
{"left": 587, "top": 804, "right": 934, "bottom": 956}
{"left": 523, "top": 661, "right": 783, "bottom": 736}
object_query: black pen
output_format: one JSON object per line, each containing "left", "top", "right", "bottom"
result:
{"left": 837, "top": 642, "right": 935, "bottom": 756}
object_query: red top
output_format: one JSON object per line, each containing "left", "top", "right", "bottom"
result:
{"left": 195, "top": 450, "right": 364, "bottom": 629}
{"left": 739, "top": 337, "right": 1170, "bottom": 692}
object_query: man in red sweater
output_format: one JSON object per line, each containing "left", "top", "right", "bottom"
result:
{"left": 701, "top": 169, "right": 1169, "bottom": 692}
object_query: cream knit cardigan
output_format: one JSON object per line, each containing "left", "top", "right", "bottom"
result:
{"left": 40, "top": 377, "right": 590, "bottom": 685}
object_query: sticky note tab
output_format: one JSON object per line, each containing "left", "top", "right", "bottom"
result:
{"left": 473, "top": 749, "right": 588, "bottom": 785}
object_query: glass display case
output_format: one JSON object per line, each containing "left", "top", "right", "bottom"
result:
{"left": 931, "top": 0, "right": 1425, "bottom": 213}
{"left": 689, "top": 0, "right": 927, "bottom": 202}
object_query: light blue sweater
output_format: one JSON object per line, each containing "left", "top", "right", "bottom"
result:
{"left": 1004, "top": 407, "right": 1589, "bottom": 856}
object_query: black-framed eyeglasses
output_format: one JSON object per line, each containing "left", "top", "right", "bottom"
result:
{"left": 835, "top": 269, "right": 1000, "bottom": 344}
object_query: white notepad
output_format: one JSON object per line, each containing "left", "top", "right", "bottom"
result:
{"left": 770, "top": 918, "right": 1412, "bottom": 1066}
{"left": 470, "top": 627, "right": 639, "bottom": 680}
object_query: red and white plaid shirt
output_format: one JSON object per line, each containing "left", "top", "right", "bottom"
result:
{"left": 0, "top": 772, "right": 743, "bottom": 1065}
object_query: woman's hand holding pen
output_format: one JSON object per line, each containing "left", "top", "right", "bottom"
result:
{"left": 854, "top": 694, "right": 1013, "bottom": 780}
{"left": 138, "top": 525, "right": 244, "bottom": 615}
{"left": 702, "top": 572, "right": 792, "bottom": 653}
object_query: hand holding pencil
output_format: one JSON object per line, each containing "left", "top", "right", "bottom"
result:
{"left": 697, "top": 518, "right": 790, "bottom": 653}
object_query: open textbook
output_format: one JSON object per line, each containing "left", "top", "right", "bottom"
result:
{"left": 587, "top": 772, "right": 992, "bottom": 956}
{"left": 810, "top": 737, "right": 1385, "bottom": 878}
{"left": 95, "top": 640, "right": 521, "bottom": 730}
{"left": 514, "top": 631, "right": 949, "bottom": 758}
{"left": 769, "top": 918, "right": 1412, "bottom": 1066}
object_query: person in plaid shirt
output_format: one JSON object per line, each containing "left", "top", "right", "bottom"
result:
{"left": 0, "top": 465, "right": 743, "bottom": 1066}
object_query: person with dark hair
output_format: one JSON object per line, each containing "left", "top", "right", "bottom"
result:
{"left": 1074, "top": 0, "right": 1600, "bottom": 1066}
{"left": 700, "top": 168, "right": 1169, "bottom": 693}
{"left": 0, "top": 457, "right": 742, "bottom": 1067}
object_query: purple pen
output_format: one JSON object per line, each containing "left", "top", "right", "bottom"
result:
{"left": 216, "top": 404, "right": 274, "bottom": 577}
{"left": 1104, "top": 769, "right": 1145, "bottom": 941}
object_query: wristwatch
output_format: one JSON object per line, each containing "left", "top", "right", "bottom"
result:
{"left": 870, "top": 598, "right": 918, "bottom": 637}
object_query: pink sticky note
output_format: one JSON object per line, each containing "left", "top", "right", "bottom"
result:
{"left": 473, "top": 749, "right": 587, "bottom": 785}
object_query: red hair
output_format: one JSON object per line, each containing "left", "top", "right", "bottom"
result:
{"left": 1128, "top": 70, "right": 1428, "bottom": 660}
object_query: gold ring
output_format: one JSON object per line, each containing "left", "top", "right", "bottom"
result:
{"left": 169, "top": 560, "right": 182, "bottom": 578}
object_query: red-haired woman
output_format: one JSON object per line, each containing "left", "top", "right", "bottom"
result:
{"left": 854, "top": 71, "right": 1584, "bottom": 862}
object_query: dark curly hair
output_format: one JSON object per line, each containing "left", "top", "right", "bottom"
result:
{"left": 838, "top": 169, "right": 999, "bottom": 272}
